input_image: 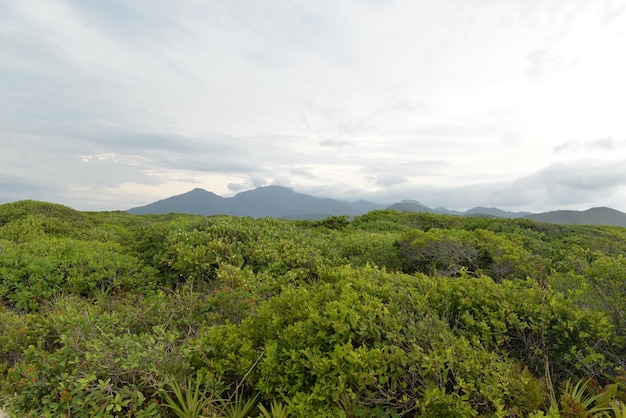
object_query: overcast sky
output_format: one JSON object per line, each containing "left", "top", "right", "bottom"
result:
{"left": 2, "top": 0, "right": 626, "bottom": 212}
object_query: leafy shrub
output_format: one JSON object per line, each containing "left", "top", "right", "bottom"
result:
{"left": 2, "top": 203, "right": 626, "bottom": 417}
{"left": 1, "top": 294, "right": 190, "bottom": 417}
{"left": 0, "top": 238, "right": 157, "bottom": 311}
{"left": 332, "top": 230, "right": 403, "bottom": 270}
{"left": 159, "top": 216, "right": 332, "bottom": 287}
{"left": 396, "top": 227, "right": 545, "bottom": 280}
{"left": 189, "top": 267, "right": 560, "bottom": 416}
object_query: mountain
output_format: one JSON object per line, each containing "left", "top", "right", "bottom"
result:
{"left": 127, "top": 186, "right": 386, "bottom": 219}
{"left": 350, "top": 199, "right": 387, "bottom": 214}
{"left": 523, "top": 207, "right": 626, "bottom": 227}
{"left": 127, "top": 187, "right": 626, "bottom": 226}
{"left": 127, "top": 188, "right": 228, "bottom": 215}
{"left": 385, "top": 202, "right": 626, "bottom": 226}
{"left": 229, "top": 186, "right": 363, "bottom": 218}
{"left": 385, "top": 203, "right": 532, "bottom": 219}
{"left": 432, "top": 207, "right": 465, "bottom": 216}
{"left": 386, "top": 200, "right": 431, "bottom": 213}
{"left": 465, "top": 207, "right": 532, "bottom": 218}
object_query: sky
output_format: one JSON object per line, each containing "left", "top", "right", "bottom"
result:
{"left": 1, "top": 0, "right": 626, "bottom": 213}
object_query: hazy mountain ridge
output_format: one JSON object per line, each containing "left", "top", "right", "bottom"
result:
{"left": 127, "top": 186, "right": 388, "bottom": 218}
{"left": 127, "top": 186, "right": 626, "bottom": 226}
{"left": 386, "top": 200, "right": 431, "bottom": 213}
{"left": 524, "top": 207, "right": 626, "bottom": 227}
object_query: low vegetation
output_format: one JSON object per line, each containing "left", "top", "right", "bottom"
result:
{"left": 1, "top": 202, "right": 626, "bottom": 417}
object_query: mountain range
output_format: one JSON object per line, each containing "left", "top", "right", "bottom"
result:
{"left": 127, "top": 186, "right": 626, "bottom": 227}
{"left": 127, "top": 186, "right": 384, "bottom": 219}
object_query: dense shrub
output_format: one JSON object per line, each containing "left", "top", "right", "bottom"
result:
{"left": 0, "top": 238, "right": 157, "bottom": 311}
{"left": 188, "top": 267, "right": 613, "bottom": 416}
{"left": 1, "top": 203, "right": 626, "bottom": 417}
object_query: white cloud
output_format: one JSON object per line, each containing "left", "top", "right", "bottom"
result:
{"left": 1, "top": 0, "right": 626, "bottom": 212}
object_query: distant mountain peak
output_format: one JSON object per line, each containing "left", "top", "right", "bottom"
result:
{"left": 126, "top": 186, "right": 626, "bottom": 226}
{"left": 127, "top": 186, "right": 385, "bottom": 219}
{"left": 524, "top": 206, "right": 626, "bottom": 226}
{"left": 186, "top": 187, "right": 219, "bottom": 196}
{"left": 386, "top": 200, "right": 431, "bottom": 213}
{"left": 239, "top": 185, "right": 295, "bottom": 194}
{"left": 585, "top": 206, "right": 623, "bottom": 213}
{"left": 465, "top": 207, "right": 531, "bottom": 218}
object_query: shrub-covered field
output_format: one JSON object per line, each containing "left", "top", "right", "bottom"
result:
{"left": 1, "top": 200, "right": 626, "bottom": 417}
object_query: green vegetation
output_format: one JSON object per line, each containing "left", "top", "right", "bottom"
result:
{"left": 1, "top": 200, "right": 626, "bottom": 417}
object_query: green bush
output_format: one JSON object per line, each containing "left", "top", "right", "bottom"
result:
{"left": 0, "top": 238, "right": 157, "bottom": 311}
{"left": 189, "top": 267, "right": 567, "bottom": 416}
{"left": 2, "top": 203, "right": 626, "bottom": 417}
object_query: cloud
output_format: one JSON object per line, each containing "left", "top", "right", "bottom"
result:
{"left": 0, "top": 174, "right": 53, "bottom": 204}
{"left": 2, "top": 0, "right": 626, "bottom": 213}
{"left": 602, "top": 0, "right": 626, "bottom": 24}
{"left": 453, "top": 159, "right": 626, "bottom": 211}
{"left": 333, "top": 157, "right": 626, "bottom": 213}
{"left": 227, "top": 182, "right": 246, "bottom": 193}
{"left": 89, "top": 131, "right": 221, "bottom": 154}
{"left": 60, "top": 0, "right": 186, "bottom": 42}
{"left": 228, "top": 176, "right": 269, "bottom": 193}
{"left": 530, "top": 159, "right": 626, "bottom": 191}
{"left": 526, "top": 48, "right": 579, "bottom": 80}
{"left": 554, "top": 137, "right": 626, "bottom": 152}
{"left": 374, "top": 175, "right": 408, "bottom": 187}
{"left": 319, "top": 139, "right": 353, "bottom": 148}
